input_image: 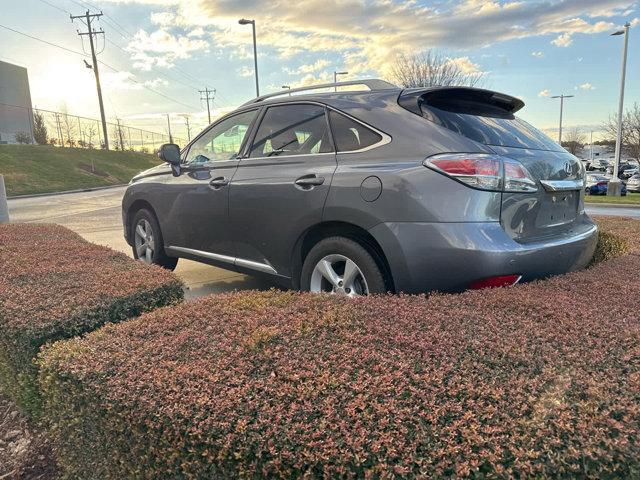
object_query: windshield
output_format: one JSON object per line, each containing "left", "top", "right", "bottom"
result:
{"left": 420, "top": 101, "right": 562, "bottom": 152}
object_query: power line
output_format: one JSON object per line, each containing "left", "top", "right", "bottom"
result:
{"left": 0, "top": 23, "right": 200, "bottom": 111}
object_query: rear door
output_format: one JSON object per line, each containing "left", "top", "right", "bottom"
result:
{"left": 229, "top": 103, "right": 337, "bottom": 277}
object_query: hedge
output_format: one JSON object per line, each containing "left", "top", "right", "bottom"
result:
{"left": 38, "top": 217, "right": 640, "bottom": 479}
{"left": 0, "top": 224, "right": 183, "bottom": 417}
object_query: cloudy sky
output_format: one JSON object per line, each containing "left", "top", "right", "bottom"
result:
{"left": 1, "top": 0, "right": 639, "bottom": 139}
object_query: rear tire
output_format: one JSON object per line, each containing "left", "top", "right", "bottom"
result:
{"left": 131, "top": 208, "right": 178, "bottom": 271}
{"left": 301, "top": 236, "right": 386, "bottom": 296}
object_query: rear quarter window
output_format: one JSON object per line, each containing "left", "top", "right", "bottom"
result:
{"left": 329, "top": 110, "right": 382, "bottom": 152}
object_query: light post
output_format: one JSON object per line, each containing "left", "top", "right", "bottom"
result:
{"left": 239, "top": 18, "right": 259, "bottom": 97}
{"left": 550, "top": 94, "right": 574, "bottom": 145}
{"left": 609, "top": 22, "right": 631, "bottom": 196}
{"left": 282, "top": 85, "right": 291, "bottom": 96}
{"left": 333, "top": 71, "right": 348, "bottom": 92}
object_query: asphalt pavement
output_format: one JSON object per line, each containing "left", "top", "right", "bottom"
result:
{"left": 7, "top": 187, "right": 639, "bottom": 299}
{"left": 7, "top": 186, "right": 279, "bottom": 299}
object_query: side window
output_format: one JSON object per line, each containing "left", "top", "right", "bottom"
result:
{"left": 328, "top": 110, "right": 383, "bottom": 152}
{"left": 249, "top": 104, "right": 333, "bottom": 158}
{"left": 185, "top": 110, "right": 257, "bottom": 164}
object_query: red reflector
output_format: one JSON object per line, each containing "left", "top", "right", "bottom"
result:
{"left": 469, "top": 275, "right": 521, "bottom": 290}
{"left": 431, "top": 157, "right": 500, "bottom": 176}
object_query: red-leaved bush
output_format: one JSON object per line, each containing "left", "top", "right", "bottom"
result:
{"left": 39, "top": 218, "right": 639, "bottom": 478}
{"left": 0, "top": 224, "right": 183, "bottom": 416}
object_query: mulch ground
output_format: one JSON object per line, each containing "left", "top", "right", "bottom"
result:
{"left": 0, "top": 395, "right": 57, "bottom": 480}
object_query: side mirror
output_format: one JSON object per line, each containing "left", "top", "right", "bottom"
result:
{"left": 158, "top": 143, "right": 181, "bottom": 165}
{"left": 158, "top": 143, "right": 182, "bottom": 177}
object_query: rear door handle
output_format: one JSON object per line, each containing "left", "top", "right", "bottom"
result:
{"left": 209, "top": 177, "right": 229, "bottom": 189}
{"left": 295, "top": 174, "right": 325, "bottom": 188}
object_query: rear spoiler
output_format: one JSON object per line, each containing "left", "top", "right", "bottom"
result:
{"left": 398, "top": 87, "right": 525, "bottom": 116}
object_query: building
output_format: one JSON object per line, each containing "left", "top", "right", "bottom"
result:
{"left": 0, "top": 60, "right": 34, "bottom": 144}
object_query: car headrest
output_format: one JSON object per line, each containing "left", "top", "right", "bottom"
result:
{"left": 271, "top": 130, "right": 300, "bottom": 151}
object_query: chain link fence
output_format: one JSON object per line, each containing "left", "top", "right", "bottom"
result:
{"left": 0, "top": 102, "right": 187, "bottom": 153}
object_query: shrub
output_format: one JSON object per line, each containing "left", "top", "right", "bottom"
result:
{"left": 39, "top": 219, "right": 640, "bottom": 479}
{"left": 0, "top": 224, "right": 183, "bottom": 417}
{"left": 14, "top": 131, "right": 31, "bottom": 144}
{"left": 33, "top": 111, "right": 48, "bottom": 145}
{"left": 590, "top": 230, "right": 629, "bottom": 265}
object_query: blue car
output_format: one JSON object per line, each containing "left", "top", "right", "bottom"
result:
{"left": 585, "top": 174, "right": 627, "bottom": 195}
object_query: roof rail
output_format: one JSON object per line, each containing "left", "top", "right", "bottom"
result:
{"left": 242, "top": 79, "right": 399, "bottom": 105}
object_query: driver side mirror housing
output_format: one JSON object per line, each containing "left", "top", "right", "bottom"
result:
{"left": 158, "top": 143, "right": 182, "bottom": 176}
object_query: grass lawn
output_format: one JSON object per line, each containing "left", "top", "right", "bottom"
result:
{"left": 584, "top": 192, "right": 640, "bottom": 205}
{"left": 0, "top": 144, "right": 161, "bottom": 197}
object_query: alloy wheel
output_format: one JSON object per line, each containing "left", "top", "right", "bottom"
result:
{"left": 310, "top": 254, "right": 369, "bottom": 296}
{"left": 134, "top": 219, "right": 155, "bottom": 264}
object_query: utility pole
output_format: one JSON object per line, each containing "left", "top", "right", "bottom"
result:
{"left": 199, "top": 87, "right": 215, "bottom": 124}
{"left": 166, "top": 114, "right": 173, "bottom": 144}
{"left": 71, "top": 10, "right": 109, "bottom": 150}
{"left": 181, "top": 115, "right": 192, "bottom": 142}
{"left": 550, "top": 94, "right": 574, "bottom": 144}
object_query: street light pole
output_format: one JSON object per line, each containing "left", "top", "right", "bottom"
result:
{"left": 282, "top": 85, "right": 291, "bottom": 96}
{"left": 609, "top": 22, "right": 631, "bottom": 196}
{"left": 333, "top": 71, "right": 348, "bottom": 92}
{"left": 239, "top": 19, "right": 259, "bottom": 97}
{"left": 550, "top": 94, "right": 574, "bottom": 144}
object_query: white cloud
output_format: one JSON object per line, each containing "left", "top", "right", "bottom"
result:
{"left": 110, "top": 0, "right": 631, "bottom": 76}
{"left": 551, "top": 32, "right": 573, "bottom": 47}
{"left": 237, "top": 66, "right": 254, "bottom": 77}
{"left": 126, "top": 28, "right": 209, "bottom": 71}
{"left": 579, "top": 82, "right": 596, "bottom": 90}
{"left": 446, "top": 56, "right": 483, "bottom": 74}
{"left": 531, "top": 51, "right": 545, "bottom": 58}
{"left": 538, "top": 89, "right": 551, "bottom": 97}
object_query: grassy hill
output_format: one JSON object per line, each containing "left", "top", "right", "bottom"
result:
{"left": 0, "top": 145, "right": 162, "bottom": 197}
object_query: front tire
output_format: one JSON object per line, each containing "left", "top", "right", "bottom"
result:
{"left": 301, "top": 237, "right": 386, "bottom": 296}
{"left": 131, "top": 208, "right": 178, "bottom": 270}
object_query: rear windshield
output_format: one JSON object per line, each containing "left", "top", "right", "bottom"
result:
{"left": 419, "top": 100, "right": 562, "bottom": 152}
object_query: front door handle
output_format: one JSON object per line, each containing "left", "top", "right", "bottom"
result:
{"left": 209, "top": 177, "right": 229, "bottom": 189}
{"left": 295, "top": 174, "right": 325, "bottom": 188}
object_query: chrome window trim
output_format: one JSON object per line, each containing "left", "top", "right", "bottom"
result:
{"left": 238, "top": 100, "right": 391, "bottom": 159}
{"left": 166, "top": 246, "right": 277, "bottom": 275}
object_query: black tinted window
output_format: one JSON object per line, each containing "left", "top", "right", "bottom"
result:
{"left": 419, "top": 101, "right": 561, "bottom": 151}
{"left": 329, "top": 110, "right": 382, "bottom": 152}
{"left": 249, "top": 104, "right": 332, "bottom": 158}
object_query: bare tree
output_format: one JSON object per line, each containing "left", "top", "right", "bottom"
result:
{"left": 602, "top": 103, "right": 640, "bottom": 160}
{"left": 390, "top": 51, "right": 484, "bottom": 88}
{"left": 562, "top": 127, "right": 585, "bottom": 155}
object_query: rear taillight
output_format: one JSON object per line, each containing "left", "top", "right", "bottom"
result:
{"left": 469, "top": 274, "right": 522, "bottom": 290}
{"left": 424, "top": 154, "right": 537, "bottom": 192}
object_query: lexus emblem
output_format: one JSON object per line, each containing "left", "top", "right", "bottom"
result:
{"left": 563, "top": 161, "right": 572, "bottom": 175}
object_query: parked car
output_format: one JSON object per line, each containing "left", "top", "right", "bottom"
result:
{"left": 585, "top": 174, "right": 627, "bottom": 196}
{"left": 122, "top": 80, "right": 598, "bottom": 295}
{"left": 606, "top": 162, "right": 637, "bottom": 179}
{"left": 626, "top": 173, "right": 640, "bottom": 192}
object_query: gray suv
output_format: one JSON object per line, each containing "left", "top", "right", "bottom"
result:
{"left": 122, "top": 79, "right": 597, "bottom": 295}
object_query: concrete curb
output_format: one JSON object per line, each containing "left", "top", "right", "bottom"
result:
{"left": 7, "top": 184, "right": 127, "bottom": 200}
{"left": 0, "top": 175, "right": 9, "bottom": 223}
{"left": 585, "top": 202, "right": 640, "bottom": 208}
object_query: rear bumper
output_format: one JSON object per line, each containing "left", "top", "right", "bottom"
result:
{"left": 369, "top": 215, "right": 598, "bottom": 294}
